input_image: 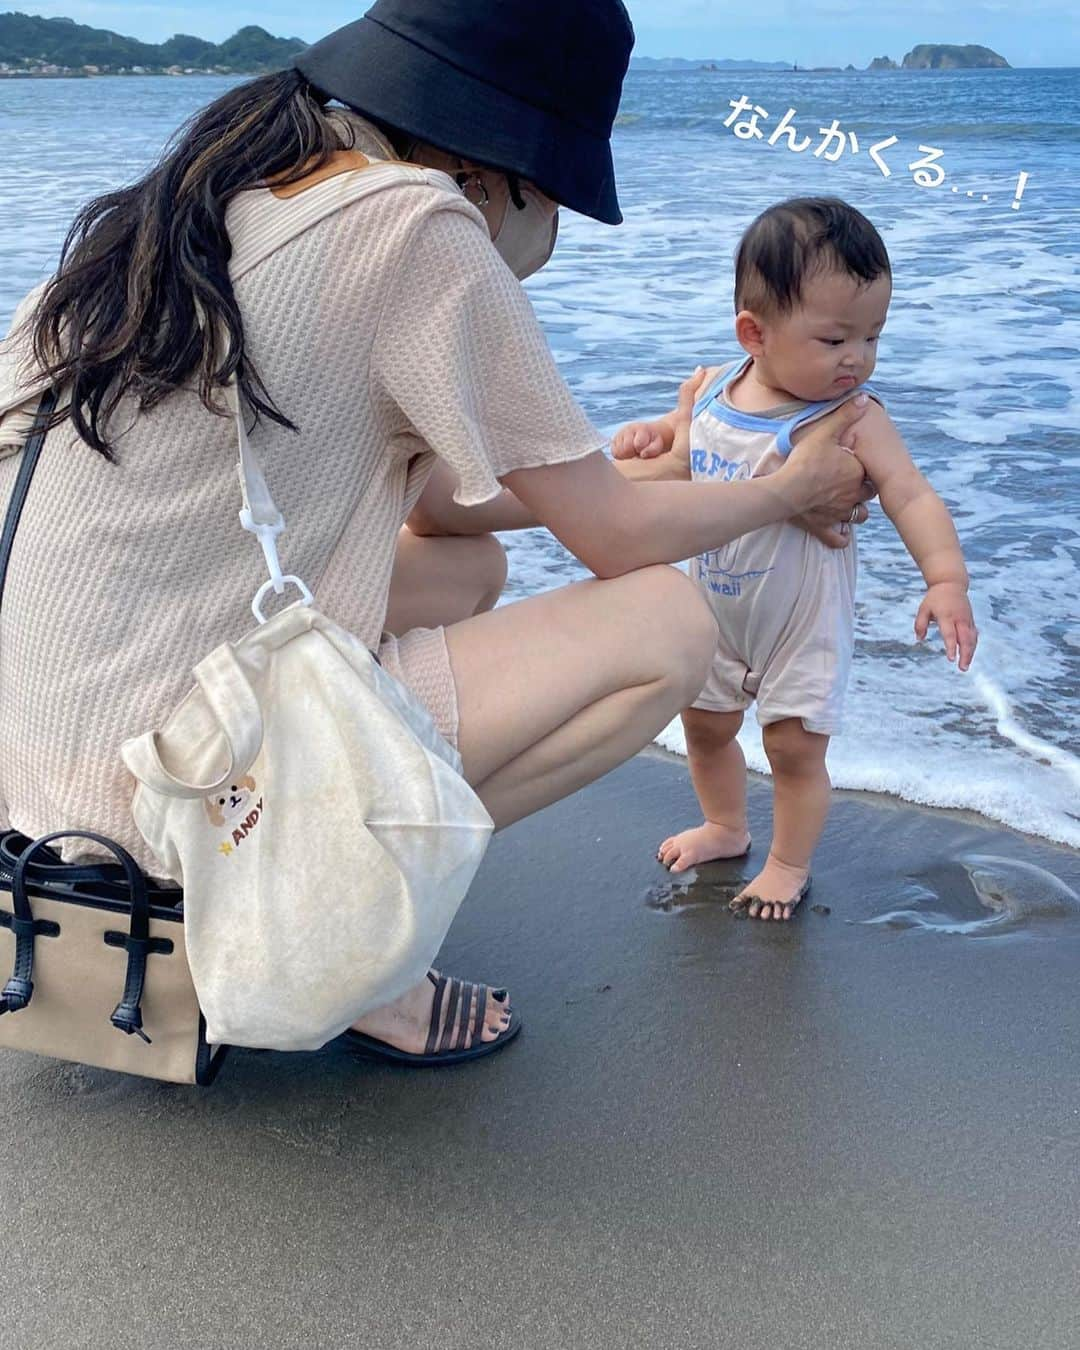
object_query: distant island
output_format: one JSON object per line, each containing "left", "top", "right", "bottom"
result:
{"left": 869, "top": 44, "right": 1010, "bottom": 71}
{"left": 631, "top": 45, "right": 1011, "bottom": 75}
{"left": 0, "top": 13, "right": 304, "bottom": 76}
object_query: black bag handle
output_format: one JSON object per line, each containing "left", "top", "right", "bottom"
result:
{"left": 2, "top": 831, "right": 155, "bottom": 1042}
{"left": 0, "top": 391, "right": 63, "bottom": 1019}
{"left": 0, "top": 830, "right": 180, "bottom": 903}
{"left": 0, "top": 388, "right": 58, "bottom": 608}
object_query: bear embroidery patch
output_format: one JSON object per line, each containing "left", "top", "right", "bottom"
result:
{"left": 206, "top": 775, "right": 263, "bottom": 855}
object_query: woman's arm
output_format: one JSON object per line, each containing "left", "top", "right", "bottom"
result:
{"left": 503, "top": 397, "right": 870, "bottom": 579}
{"left": 407, "top": 372, "right": 702, "bottom": 536}
{"left": 407, "top": 434, "right": 698, "bottom": 536}
{"left": 406, "top": 460, "right": 537, "bottom": 535}
{"left": 608, "top": 370, "right": 876, "bottom": 542}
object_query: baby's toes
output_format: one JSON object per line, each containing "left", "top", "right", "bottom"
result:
{"left": 669, "top": 852, "right": 699, "bottom": 875}
{"left": 656, "top": 837, "right": 680, "bottom": 867}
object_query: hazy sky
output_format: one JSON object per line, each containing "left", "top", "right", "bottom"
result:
{"left": 19, "top": 1, "right": 1079, "bottom": 69}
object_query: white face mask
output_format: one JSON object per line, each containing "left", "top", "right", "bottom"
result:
{"left": 491, "top": 185, "right": 560, "bottom": 280}
{"left": 429, "top": 153, "right": 560, "bottom": 280}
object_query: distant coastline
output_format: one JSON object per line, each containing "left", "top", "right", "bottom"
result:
{"left": 0, "top": 68, "right": 240, "bottom": 79}
{"left": 0, "top": 68, "right": 244, "bottom": 79}
{"left": 0, "top": 14, "right": 1014, "bottom": 80}
{"left": 0, "top": 14, "right": 304, "bottom": 79}
{"left": 631, "top": 44, "right": 1012, "bottom": 74}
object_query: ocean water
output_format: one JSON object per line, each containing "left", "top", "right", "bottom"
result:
{"left": 1, "top": 69, "right": 1078, "bottom": 846}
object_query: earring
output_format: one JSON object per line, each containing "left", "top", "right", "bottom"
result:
{"left": 454, "top": 171, "right": 490, "bottom": 209}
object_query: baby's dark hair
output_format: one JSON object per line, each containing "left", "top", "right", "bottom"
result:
{"left": 734, "top": 197, "right": 890, "bottom": 316}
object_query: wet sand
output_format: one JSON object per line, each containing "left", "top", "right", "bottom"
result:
{"left": 2, "top": 753, "right": 1079, "bottom": 1349}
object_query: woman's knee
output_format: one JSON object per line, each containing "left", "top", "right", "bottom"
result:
{"left": 470, "top": 532, "right": 508, "bottom": 611}
{"left": 388, "top": 530, "right": 507, "bottom": 630}
{"left": 629, "top": 566, "right": 717, "bottom": 701}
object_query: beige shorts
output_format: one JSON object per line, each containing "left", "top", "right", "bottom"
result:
{"left": 377, "top": 625, "right": 460, "bottom": 749}
{"left": 691, "top": 535, "right": 856, "bottom": 738}
{"left": 692, "top": 623, "right": 852, "bottom": 736}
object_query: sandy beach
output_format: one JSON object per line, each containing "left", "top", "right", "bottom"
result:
{"left": 2, "top": 751, "right": 1078, "bottom": 1349}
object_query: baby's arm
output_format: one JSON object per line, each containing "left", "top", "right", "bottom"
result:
{"left": 846, "top": 401, "right": 978, "bottom": 670}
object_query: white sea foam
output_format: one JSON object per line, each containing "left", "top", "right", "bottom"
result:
{"left": 657, "top": 711, "right": 1080, "bottom": 850}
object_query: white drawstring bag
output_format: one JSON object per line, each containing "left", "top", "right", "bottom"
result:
{"left": 120, "top": 384, "right": 494, "bottom": 1051}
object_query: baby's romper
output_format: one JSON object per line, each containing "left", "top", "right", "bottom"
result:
{"left": 689, "top": 357, "right": 879, "bottom": 736}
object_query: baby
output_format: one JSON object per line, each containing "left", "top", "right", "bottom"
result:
{"left": 613, "top": 197, "right": 977, "bottom": 920}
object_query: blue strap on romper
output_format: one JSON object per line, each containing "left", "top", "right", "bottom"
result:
{"left": 693, "top": 356, "right": 878, "bottom": 456}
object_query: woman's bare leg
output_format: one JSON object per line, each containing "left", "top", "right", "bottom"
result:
{"left": 352, "top": 563, "right": 717, "bottom": 1055}
{"left": 448, "top": 566, "right": 717, "bottom": 828}
{"left": 383, "top": 527, "right": 506, "bottom": 633}
{"left": 351, "top": 527, "right": 510, "bottom": 1055}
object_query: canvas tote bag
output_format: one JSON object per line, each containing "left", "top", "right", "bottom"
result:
{"left": 120, "top": 161, "right": 495, "bottom": 1049}
{"left": 0, "top": 827, "right": 225, "bottom": 1085}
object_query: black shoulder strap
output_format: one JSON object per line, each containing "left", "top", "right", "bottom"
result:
{"left": 0, "top": 388, "right": 58, "bottom": 612}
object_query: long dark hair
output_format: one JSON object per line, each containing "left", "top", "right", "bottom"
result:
{"left": 28, "top": 68, "right": 349, "bottom": 458}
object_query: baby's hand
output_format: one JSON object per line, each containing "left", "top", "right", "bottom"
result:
{"left": 915, "top": 583, "right": 978, "bottom": 672}
{"left": 610, "top": 367, "right": 710, "bottom": 463}
{"left": 611, "top": 420, "right": 672, "bottom": 460}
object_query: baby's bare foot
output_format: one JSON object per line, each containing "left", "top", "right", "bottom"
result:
{"left": 730, "top": 856, "right": 811, "bottom": 921}
{"left": 657, "top": 823, "right": 751, "bottom": 874}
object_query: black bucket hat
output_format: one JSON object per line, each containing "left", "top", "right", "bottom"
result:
{"left": 294, "top": 0, "right": 634, "bottom": 224}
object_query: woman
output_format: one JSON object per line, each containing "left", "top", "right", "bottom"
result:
{"left": 0, "top": 0, "right": 871, "bottom": 1064}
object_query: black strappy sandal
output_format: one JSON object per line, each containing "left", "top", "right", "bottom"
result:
{"left": 345, "top": 970, "right": 522, "bottom": 1066}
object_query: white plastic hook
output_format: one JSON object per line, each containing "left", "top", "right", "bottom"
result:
{"left": 238, "top": 505, "right": 286, "bottom": 592}
{"left": 231, "top": 378, "right": 314, "bottom": 622}
{"left": 251, "top": 575, "right": 314, "bottom": 625}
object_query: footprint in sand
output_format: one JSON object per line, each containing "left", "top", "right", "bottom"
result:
{"left": 645, "top": 871, "right": 743, "bottom": 913}
{"left": 860, "top": 854, "right": 1080, "bottom": 938}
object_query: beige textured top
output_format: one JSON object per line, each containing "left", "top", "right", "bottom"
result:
{"left": 0, "top": 114, "right": 604, "bottom": 867}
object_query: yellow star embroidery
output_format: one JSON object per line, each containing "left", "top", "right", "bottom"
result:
{"left": 218, "top": 841, "right": 233, "bottom": 857}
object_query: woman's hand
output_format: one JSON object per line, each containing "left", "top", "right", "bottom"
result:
{"left": 774, "top": 395, "right": 874, "bottom": 529}
{"left": 792, "top": 490, "right": 876, "bottom": 549}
